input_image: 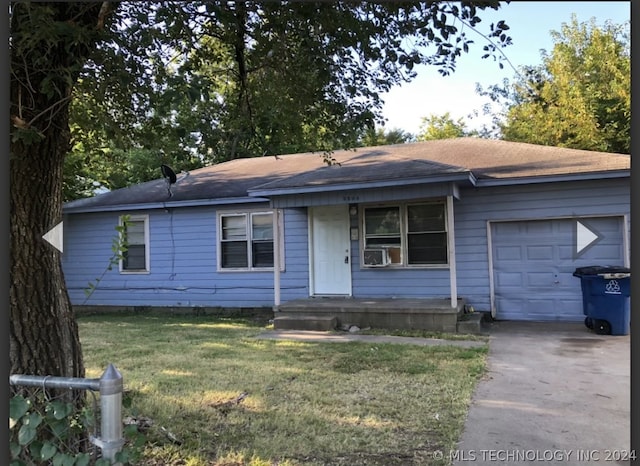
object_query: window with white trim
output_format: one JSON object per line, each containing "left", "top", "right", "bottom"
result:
{"left": 120, "top": 215, "right": 149, "bottom": 273}
{"left": 362, "top": 201, "right": 448, "bottom": 267}
{"left": 219, "top": 211, "right": 278, "bottom": 270}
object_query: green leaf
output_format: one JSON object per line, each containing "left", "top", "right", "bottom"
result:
{"left": 115, "top": 448, "right": 132, "bottom": 463}
{"left": 95, "top": 459, "right": 112, "bottom": 466}
{"left": 49, "top": 400, "right": 73, "bottom": 420}
{"left": 40, "top": 441, "right": 58, "bottom": 461}
{"left": 24, "top": 412, "right": 43, "bottom": 429}
{"left": 9, "top": 441, "right": 22, "bottom": 459}
{"left": 10, "top": 396, "right": 30, "bottom": 422}
{"left": 52, "top": 452, "right": 76, "bottom": 466}
{"left": 74, "top": 452, "right": 91, "bottom": 466}
{"left": 18, "top": 424, "right": 37, "bottom": 445}
{"left": 48, "top": 418, "right": 70, "bottom": 439}
{"left": 28, "top": 439, "right": 43, "bottom": 457}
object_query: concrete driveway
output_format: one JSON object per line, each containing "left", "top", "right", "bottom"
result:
{"left": 453, "top": 321, "right": 631, "bottom": 466}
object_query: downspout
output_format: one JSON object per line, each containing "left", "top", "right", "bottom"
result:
{"left": 623, "top": 214, "right": 630, "bottom": 268}
{"left": 447, "top": 195, "right": 457, "bottom": 308}
{"left": 273, "top": 208, "right": 281, "bottom": 306}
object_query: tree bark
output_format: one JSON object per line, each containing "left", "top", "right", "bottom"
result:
{"left": 9, "top": 2, "right": 108, "bottom": 377}
{"left": 10, "top": 118, "right": 84, "bottom": 377}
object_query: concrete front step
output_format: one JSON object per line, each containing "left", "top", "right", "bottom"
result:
{"left": 274, "top": 311, "right": 487, "bottom": 334}
{"left": 273, "top": 315, "right": 337, "bottom": 331}
{"left": 274, "top": 298, "right": 466, "bottom": 333}
{"left": 456, "top": 312, "right": 486, "bottom": 335}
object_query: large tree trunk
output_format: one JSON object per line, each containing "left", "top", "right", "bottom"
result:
{"left": 10, "top": 116, "right": 84, "bottom": 378}
{"left": 9, "top": 2, "right": 108, "bottom": 377}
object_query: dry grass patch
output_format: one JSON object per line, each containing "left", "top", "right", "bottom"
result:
{"left": 79, "top": 315, "right": 487, "bottom": 466}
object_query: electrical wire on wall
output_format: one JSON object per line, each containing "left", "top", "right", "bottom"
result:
{"left": 70, "top": 284, "right": 307, "bottom": 294}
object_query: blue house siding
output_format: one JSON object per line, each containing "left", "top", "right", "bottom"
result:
{"left": 64, "top": 204, "right": 311, "bottom": 308}
{"left": 351, "top": 267, "right": 451, "bottom": 298}
{"left": 454, "top": 178, "right": 630, "bottom": 312}
{"left": 279, "top": 208, "right": 311, "bottom": 301}
{"left": 64, "top": 177, "right": 629, "bottom": 314}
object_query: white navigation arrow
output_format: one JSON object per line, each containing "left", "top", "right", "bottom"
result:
{"left": 576, "top": 220, "right": 600, "bottom": 257}
{"left": 43, "top": 221, "right": 63, "bottom": 253}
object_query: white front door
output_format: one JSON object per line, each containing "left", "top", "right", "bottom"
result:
{"left": 310, "top": 205, "right": 351, "bottom": 296}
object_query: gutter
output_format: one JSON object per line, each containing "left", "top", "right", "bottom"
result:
{"left": 63, "top": 196, "right": 269, "bottom": 214}
{"left": 475, "top": 170, "right": 629, "bottom": 187}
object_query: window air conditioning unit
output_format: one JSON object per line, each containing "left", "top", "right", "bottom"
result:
{"left": 363, "top": 248, "right": 391, "bottom": 267}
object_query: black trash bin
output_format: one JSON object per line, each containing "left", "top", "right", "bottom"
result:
{"left": 573, "top": 266, "right": 631, "bottom": 335}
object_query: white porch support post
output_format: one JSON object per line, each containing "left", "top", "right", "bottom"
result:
{"left": 447, "top": 195, "right": 457, "bottom": 308}
{"left": 623, "top": 214, "right": 630, "bottom": 268}
{"left": 273, "top": 208, "right": 281, "bottom": 306}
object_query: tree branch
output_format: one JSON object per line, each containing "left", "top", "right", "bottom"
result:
{"left": 96, "top": 2, "right": 111, "bottom": 30}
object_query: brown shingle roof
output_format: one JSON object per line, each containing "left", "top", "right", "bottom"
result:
{"left": 396, "top": 138, "right": 629, "bottom": 178}
{"left": 64, "top": 138, "right": 629, "bottom": 211}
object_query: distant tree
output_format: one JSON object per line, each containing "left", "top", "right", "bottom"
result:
{"left": 360, "top": 127, "right": 415, "bottom": 146}
{"left": 477, "top": 16, "right": 630, "bottom": 153}
{"left": 416, "top": 112, "right": 477, "bottom": 141}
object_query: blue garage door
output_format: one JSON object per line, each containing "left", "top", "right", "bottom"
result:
{"left": 492, "top": 217, "right": 625, "bottom": 321}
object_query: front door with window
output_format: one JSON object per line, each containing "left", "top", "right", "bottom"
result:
{"left": 310, "top": 205, "right": 351, "bottom": 295}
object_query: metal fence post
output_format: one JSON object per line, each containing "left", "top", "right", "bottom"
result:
{"left": 96, "top": 364, "right": 124, "bottom": 463}
{"left": 11, "top": 365, "right": 125, "bottom": 464}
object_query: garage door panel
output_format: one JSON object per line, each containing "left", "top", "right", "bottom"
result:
{"left": 498, "top": 300, "right": 584, "bottom": 322}
{"left": 492, "top": 217, "right": 625, "bottom": 321}
{"left": 588, "top": 244, "right": 623, "bottom": 261}
{"left": 591, "top": 220, "right": 622, "bottom": 234}
{"left": 526, "top": 300, "right": 557, "bottom": 318}
{"left": 558, "top": 245, "right": 574, "bottom": 260}
{"left": 496, "top": 245, "right": 522, "bottom": 260}
{"left": 526, "top": 222, "right": 553, "bottom": 234}
{"left": 527, "top": 245, "right": 554, "bottom": 260}
{"left": 494, "top": 222, "right": 522, "bottom": 235}
{"left": 560, "top": 298, "right": 583, "bottom": 315}
{"left": 496, "top": 271, "right": 523, "bottom": 287}
{"left": 495, "top": 297, "right": 523, "bottom": 318}
{"left": 527, "top": 272, "right": 554, "bottom": 287}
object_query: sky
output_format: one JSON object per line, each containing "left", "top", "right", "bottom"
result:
{"left": 380, "top": 1, "right": 631, "bottom": 135}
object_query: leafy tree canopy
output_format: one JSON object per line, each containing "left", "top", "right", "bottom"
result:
{"left": 416, "top": 112, "right": 477, "bottom": 141}
{"left": 63, "top": 1, "right": 514, "bottom": 200}
{"left": 360, "top": 127, "right": 416, "bottom": 146}
{"left": 476, "top": 16, "right": 630, "bottom": 153}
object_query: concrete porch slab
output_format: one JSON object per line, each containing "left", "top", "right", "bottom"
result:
{"left": 273, "top": 315, "right": 337, "bottom": 331}
{"left": 274, "top": 297, "right": 466, "bottom": 333}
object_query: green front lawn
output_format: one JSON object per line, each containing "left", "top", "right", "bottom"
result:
{"left": 79, "top": 315, "right": 487, "bottom": 466}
